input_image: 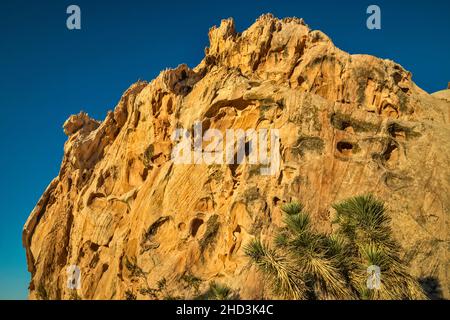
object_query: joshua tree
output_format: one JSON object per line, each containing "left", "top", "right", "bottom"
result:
{"left": 245, "top": 194, "right": 426, "bottom": 300}
{"left": 332, "top": 194, "right": 425, "bottom": 299}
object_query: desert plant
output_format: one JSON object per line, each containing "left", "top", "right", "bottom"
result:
{"left": 244, "top": 239, "right": 308, "bottom": 299}
{"left": 245, "top": 195, "right": 426, "bottom": 300}
{"left": 277, "top": 203, "right": 352, "bottom": 299}
{"left": 196, "top": 281, "right": 233, "bottom": 300}
{"left": 280, "top": 202, "right": 303, "bottom": 216}
{"left": 333, "top": 194, "right": 426, "bottom": 299}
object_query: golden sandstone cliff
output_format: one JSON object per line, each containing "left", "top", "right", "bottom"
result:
{"left": 23, "top": 14, "right": 449, "bottom": 300}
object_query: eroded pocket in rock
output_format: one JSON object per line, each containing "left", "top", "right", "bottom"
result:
{"left": 336, "top": 141, "right": 359, "bottom": 157}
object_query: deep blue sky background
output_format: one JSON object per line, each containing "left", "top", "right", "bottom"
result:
{"left": 0, "top": 0, "right": 449, "bottom": 299}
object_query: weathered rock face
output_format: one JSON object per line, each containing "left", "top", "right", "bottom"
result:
{"left": 23, "top": 14, "right": 449, "bottom": 300}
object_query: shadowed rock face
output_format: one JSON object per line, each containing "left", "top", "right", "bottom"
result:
{"left": 23, "top": 14, "right": 449, "bottom": 300}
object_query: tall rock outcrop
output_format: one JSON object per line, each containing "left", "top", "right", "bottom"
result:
{"left": 23, "top": 14, "right": 449, "bottom": 299}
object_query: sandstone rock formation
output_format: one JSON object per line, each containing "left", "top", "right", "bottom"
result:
{"left": 23, "top": 14, "right": 449, "bottom": 300}
{"left": 433, "top": 88, "right": 450, "bottom": 103}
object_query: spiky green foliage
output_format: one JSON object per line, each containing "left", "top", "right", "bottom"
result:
{"left": 208, "top": 282, "right": 232, "bottom": 300}
{"left": 332, "top": 194, "right": 395, "bottom": 252}
{"left": 283, "top": 210, "right": 310, "bottom": 235}
{"left": 244, "top": 239, "right": 308, "bottom": 299}
{"left": 245, "top": 196, "right": 427, "bottom": 300}
{"left": 278, "top": 206, "right": 353, "bottom": 299}
{"left": 281, "top": 202, "right": 303, "bottom": 216}
{"left": 333, "top": 194, "right": 426, "bottom": 300}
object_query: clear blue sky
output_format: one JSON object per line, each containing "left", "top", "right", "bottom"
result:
{"left": 0, "top": 0, "right": 449, "bottom": 299}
